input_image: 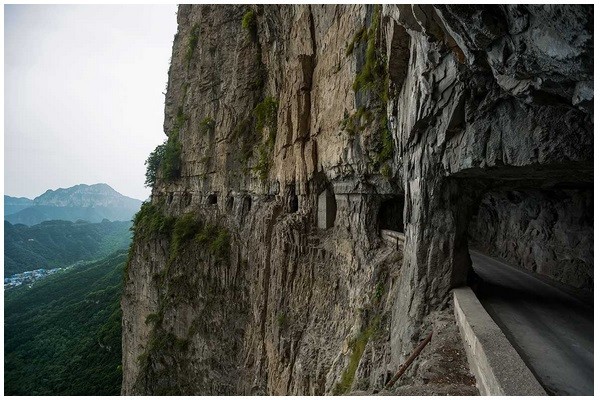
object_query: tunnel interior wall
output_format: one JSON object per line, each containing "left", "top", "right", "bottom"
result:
{"left": 468, "top": 187, "right": 593, "bottom": 291}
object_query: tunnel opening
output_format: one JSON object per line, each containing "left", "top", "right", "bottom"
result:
{"left": 467, "top": 185, "right": 593, "bottom": 293}
{"left": 240, "top": 195, "right": 252, "bottom": 224}
{"left": 462, "top": 177, "right": 593, "bottom": 396}
{"left": 290, "top": 195, "right": 298, "bottom": 213}
{"left": 317, "top": 188, "right": 336, "bottom": 229}
{"left": 207, "top": 194, "right": 218, "bottom": 205}
{"left": 284, "top": 184, "right": 299, "bottom": 213}
{"left": 226, "top": 196, "right": 234, "bottom": 212}
{"left": 183, "top": 192, "right": 193, "bottom": 207}
{"left": 377, "top": 195, "right": 404, "bottom": 233}
{"left": 242, "top": 195, "right": 251, "bottom": 213}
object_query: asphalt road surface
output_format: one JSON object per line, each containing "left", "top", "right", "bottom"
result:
{"left": 470, "top": 250, "right": 594, "bottom": 396}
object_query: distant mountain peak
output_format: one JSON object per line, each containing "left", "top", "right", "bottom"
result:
{"left": 33, "top": 183, "right": 142, "bottom": 208}
{"left": 4, "top": 196, "right": 35, "bottom": 216}
{"left": 4, "top": 195, "right": 34, "bottom": 204}
{"left": 5, "top": 184, "right": 142, "bottom": 225}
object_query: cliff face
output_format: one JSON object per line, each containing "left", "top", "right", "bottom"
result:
{"left": 122, "top": 5, "right": 593, "bottom": 395}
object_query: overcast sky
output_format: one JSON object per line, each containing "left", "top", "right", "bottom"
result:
{"left": 5, "top": 4, "right": 178, "bottom": 201}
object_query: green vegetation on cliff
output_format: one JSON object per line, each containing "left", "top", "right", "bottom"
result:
{"left": 344, "top": 5, "right": 393, "bottom": 174}
{"left": 145, "top": 112, "right": 184, "bottom": 187}
{"left": 144, "top": 143, "right": 166, "bottom": 187}
{"left": 131, "top": 202, "right": 175, "bottom": 239}
{"left": 161, "top": 132, "right": 183, "bottom": 182}
{"left": 127, "top": 203, "right": 233, "bottom": 393}
{"left": 129, "top": 202, "right": 230, "bottom": 269}
{"left": 252, "top": 97, "right": 278, "bottom": 181}
{"left": 185, "top": 23, "right": 200, "bottom": 65}
{"left": 199, "top": 116, "right": 215, "bottom": 135}
{"left": 241, "top": 9, "right": 257, "bottom": 40}
{"left": 4, "top": 251, "right": 126, "bottom": 395}
{"left": 333, "top": 316, "right": 382, "bottom": 395}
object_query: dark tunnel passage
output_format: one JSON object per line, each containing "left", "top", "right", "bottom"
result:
{"left": 468, "top": 186, "right": 593, "bottom": 292}
{"left": 378, "top": 195, "right": 405, "bottom": 233}
{"left": 462, "top": 178, "right": 593, "bottom": 396}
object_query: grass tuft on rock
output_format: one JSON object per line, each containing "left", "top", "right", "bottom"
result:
{"left": 242, "top": 9, "right": 257, "bottom": 40}
{"left": 251, "top": 97, "right": 278, "bottom": 181}
{"left": 333, "top": 317, "right": 381, "bottom": 395}
{"left": 199, "top": 116, "right": 215, "bottom": 135}
{"left": 185, "top": 23, "right": 201, "bottom": 66}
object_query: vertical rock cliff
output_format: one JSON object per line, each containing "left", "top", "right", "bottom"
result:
{"left": 122, "top": 5, "right": 593, "bottom": 395}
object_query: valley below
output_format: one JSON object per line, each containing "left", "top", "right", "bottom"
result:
{"left": 4, "top": 251, "right": 127, "bottom": 396}
{"left": 4, "top": 184, "right": 140, "bottom": 395}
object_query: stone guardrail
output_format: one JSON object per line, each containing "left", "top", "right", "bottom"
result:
{"left": 381, "top": 229, "right": 405, "bottom": 251}
{"left": 453, "top": 287, "right": 546, "bottom": 396}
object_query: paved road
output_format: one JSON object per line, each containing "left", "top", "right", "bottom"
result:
{"left": 470, "top": 250, "right": 594, "bottom": 396}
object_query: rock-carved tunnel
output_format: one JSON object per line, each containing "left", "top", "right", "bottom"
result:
{"left": 458, "top": 171, "right": 594, "bottom": 395}
{"left": 459, "top": 168, "right": 594, "bottom": 294}
{"left": 377, "top": 195, "right": 405, "bottom": 233}
{"left": 468, "top": 186, "right": 593, "bottom": 291}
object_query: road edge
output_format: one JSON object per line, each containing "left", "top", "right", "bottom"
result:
{"left": 453, "top": 287, "right": 547, "bottom": 396}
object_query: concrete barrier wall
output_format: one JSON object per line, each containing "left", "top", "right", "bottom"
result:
{"left": 453, "top": 287, "right": 547, "bottom": 396}
{"left": 381, "top": 229, "right": 404, "bottom": 250}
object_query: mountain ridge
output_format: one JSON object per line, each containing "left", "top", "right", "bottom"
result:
{"left": 33, "top": 183, "right": 142, "bottom": 208}
{"left": 4, "top": 196, "right": 34, "bottom": 216}
{"left": 5, "top": 183, "right": 142, "bottom": 226}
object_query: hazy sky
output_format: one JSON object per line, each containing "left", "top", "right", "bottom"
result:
{"left": 5, "top": 5, "right": 178, "bottom": 201}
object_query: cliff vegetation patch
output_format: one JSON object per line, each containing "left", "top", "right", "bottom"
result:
{"left": 185, "top": 23, "right": 200, "bottom": 66}
{"left": 333, "top": 316, "right": 381, "bottom": 395}
{"left": 199, "top": 116, "right": 215, "bottom": 135}
{"left": 241, "top": 9, "right": 257, "bottom": 40}
{"left": 344, "top": 5, "right": 393, "bottom": 175}
{"left": 252, "top": 96, "right": 278, "bottom": 181}
{"left": 144, "top": 107, "right": 187, "bottom": 186}
{"left": 128, "top": 203, "right": 231, "bottom": 274}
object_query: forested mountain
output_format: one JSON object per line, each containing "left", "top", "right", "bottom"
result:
{"left": 5, "top": 205, "right": 139, "bottom": 226}
{"left": 5, "top": 219, "right": 132, "bottom": 276}
{"left": 5, "top": 184, "right": 142, "bottom": 226}
{"left": 4, "top": 251, "right": 126, "bottom": 395}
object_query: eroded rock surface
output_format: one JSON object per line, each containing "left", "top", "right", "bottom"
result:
{"left": 122, "top": 5, "right": 593, "bottom": 395}
{"left": 470, "top": 188, "right": 593, "bottom": 290}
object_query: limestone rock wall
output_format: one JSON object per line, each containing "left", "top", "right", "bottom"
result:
{"left": 469, "top": 188, "right": 593, "bottom": 290}
{"left": 122, "top": 4, "right": 593, "bottom": 395}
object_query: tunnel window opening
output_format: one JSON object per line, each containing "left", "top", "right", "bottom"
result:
{"left": 285, "top": 184, "right": 299, "bottom": 213}
{"left": 167, "top": 193, "right": 173, "bottom": 205}
{"left": 290, "top": 195, "right": 298, "bottom": 213}
{"left": 378, "top": 196, "right": 404, "bottom": 233}
{"left": 226, "top": 196, "right": 234, "bottom": 212}
{"left": 317, "top": 189, "right": 337, "bottom": 229}
{"left": 242, "top": 195, "right": 252, "bottom": 216}
{"left": 208, "top": 194, "right": 217, "bottom": 205}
